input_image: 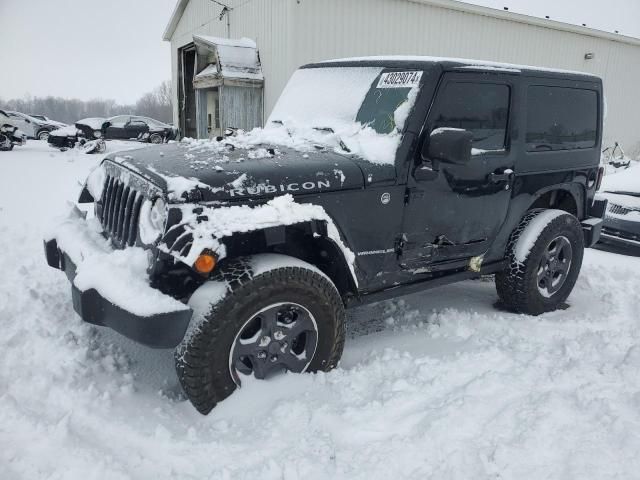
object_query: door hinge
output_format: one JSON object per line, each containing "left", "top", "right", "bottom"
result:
{"left": 404, "top": 187, "right": 425, "bottom": 204}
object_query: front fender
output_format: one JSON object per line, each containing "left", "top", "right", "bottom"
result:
{"left": 158, "top": 194, "right": 358, "bottom": 287}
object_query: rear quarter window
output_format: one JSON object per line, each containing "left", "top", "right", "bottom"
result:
{"left": 526, "top": 86, "right": 598, "bottom": 152}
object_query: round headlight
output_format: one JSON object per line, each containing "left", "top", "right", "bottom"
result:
{"left": 93, "top": 130, "right": 102, "bottom": 138}
{"left": 139, "top": 197, "right": 167, "bottom": 244}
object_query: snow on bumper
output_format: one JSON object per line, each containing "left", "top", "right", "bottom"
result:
{"left": 44, "top": 206, "right": 192, "bottom": 348}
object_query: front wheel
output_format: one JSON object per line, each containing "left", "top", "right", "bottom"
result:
{"left": 175, "top": 255, "right": 345, "bottom": 414}
{"left": 496, "top": 209, "right": 584, "bottom": 315}
{"left": 37, "top": 129, "right": 51, "bottom": 141}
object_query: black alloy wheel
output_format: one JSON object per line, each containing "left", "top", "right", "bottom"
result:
{"left": 536, "top": 235, "right": 572, "bottom": 298}
{"left": 229, "top": 302, "right": 318, "bottom": 385}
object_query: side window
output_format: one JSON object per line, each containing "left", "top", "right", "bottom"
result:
{"left": 431, "top": 82, "right": 510, "bottom": 151}
{"left": 110, "top": 116, "right": 129, "bottom": 127}
{"left": 526, "top": 86, "right": 598, "bottom": 152}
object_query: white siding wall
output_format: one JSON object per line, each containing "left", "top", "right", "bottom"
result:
{"left": 169, "top": 0, "right": 640, "bottom": 155}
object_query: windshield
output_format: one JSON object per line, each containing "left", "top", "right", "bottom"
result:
{"left": 267, "top": 66, "right": 422, "bottom": 164}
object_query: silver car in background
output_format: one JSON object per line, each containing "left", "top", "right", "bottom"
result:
{"left": 5, "top": 111, "right": 67, "bottom": 141}
{"left": 598, "top": 162, "right": 640, "bottom": 251}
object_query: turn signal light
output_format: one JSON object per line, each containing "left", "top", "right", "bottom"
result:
{"left": 194, "top": 252, "right": 217, "bottom": 275}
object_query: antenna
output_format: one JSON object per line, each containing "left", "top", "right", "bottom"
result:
{"left": 210, "top": 0, "right": 232, "bottom": 38}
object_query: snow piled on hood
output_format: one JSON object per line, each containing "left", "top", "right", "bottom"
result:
{"left": 50, "top": 125, "right": 80, "bottom": 137}
{"left": 181, "top": 121, "right": 401, "bottom": 165}
{"left": 602, "top": 162, "right": 640, "bottom": 194}
{"left": 76, "top": 117, "right": 105, "bottom": 130}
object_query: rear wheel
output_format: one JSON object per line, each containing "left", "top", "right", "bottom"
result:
{"left": 496, "top": 209, "right": 584, "bottom": 315}
{"left": 149, "top": 133, "right": 163, "bottom": 144}
{"left": 175, "top": 255, "right": 345, "bottom": 414}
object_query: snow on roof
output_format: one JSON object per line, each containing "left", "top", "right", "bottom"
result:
{"left": 193, "top": 35, "right": 263, "bottom": 82}
{"left": 321, "top": 56, "right": 599, "bottom": 78}
{"left": 194, "top": 34, "right": 256, "bottom": 49}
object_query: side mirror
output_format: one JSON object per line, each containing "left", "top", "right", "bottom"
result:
{"left": 422, "top": 128, "right": 473, "bottom": 165}
{"left": 103, "top": 122, "right": 111, "bottom": 128}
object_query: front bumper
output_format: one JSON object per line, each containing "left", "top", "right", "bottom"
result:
{"left": 44, "top": 209, "right": 193, "bottom": 349}
{"left": 581, "top": 198, "right": 607, "bottom": 248}
{"left": 600, "top": 216, "right": 640, "bottom": 249}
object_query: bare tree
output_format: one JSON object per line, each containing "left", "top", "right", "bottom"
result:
{"left": 0, "top": 81, "right": 173, "bottom": 124}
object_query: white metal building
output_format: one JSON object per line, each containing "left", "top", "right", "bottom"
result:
{"left": 163, "top": 0, "right": 640, "bottom": 155}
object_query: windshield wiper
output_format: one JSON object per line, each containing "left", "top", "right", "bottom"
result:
{"left": 312, "top": 127, "right": 351, "bottom": 153}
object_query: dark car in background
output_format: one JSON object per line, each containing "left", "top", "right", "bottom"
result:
{"left": 48, "top": 118, "right": 107, "bottom": 154}
{"left": 103, "top": 115, "right": 178, "bottom": 143}
{"left": 48, "top": 115, "right": 178, "bottom": 152}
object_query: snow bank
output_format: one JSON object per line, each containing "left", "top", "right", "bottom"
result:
{"left": 6, "top": 143, "right": 640, "bottom": 480}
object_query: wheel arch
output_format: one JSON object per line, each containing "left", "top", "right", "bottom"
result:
{"left": 527, "top": 184, "right": 585, "bottom": 219}
{"left": 213, "top": 221, "right": 358, "bottom": 302}
{"left": 487, "top": 184, "right": 585, "bottom": 263}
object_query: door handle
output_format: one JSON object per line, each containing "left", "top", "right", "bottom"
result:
{"left": 488, "top": 169, "right": 515, "bottom": 189}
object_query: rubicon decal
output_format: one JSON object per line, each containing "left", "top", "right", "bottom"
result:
{"left": 377, "top": 71, "right": 423, "bottom": 89}
{"left": 228, "top": 180, "right": 332, "bottom": 197}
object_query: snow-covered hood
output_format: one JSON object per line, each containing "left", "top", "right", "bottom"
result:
{"left": 103, "top": 142, "right": 369, "bottom": 202}
{"left": 76, "top": 117, "right": 106, "bottom": 130}
{"left": 601, "top": 162, "right": 640, "bottom": 197}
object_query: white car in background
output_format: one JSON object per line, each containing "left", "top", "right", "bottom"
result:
{"left": 5, "top": 111, "right": 68, "bottom": 141}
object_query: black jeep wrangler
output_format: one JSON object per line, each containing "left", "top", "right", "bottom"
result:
{"left": 44, "top": 58, "right": 607, "bottom": 414}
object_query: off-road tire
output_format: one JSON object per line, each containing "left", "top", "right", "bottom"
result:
{"left": 175, "top": 257, "right": 346, "bottom": 415}
{"left": 496, "top": 209, "right": 584, "bottom": 315}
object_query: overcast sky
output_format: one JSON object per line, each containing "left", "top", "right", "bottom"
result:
{"left": 0, "top": 0, "right": 175, "bottom": 104}
{"left": 0, "top": 0, "right": 638, "bottom": 105}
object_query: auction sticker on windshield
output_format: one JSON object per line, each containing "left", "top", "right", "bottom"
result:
{"left": 377, "top": 71, "right": 423, "bottom": 89}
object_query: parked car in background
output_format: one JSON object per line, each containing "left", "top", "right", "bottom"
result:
{"left": 5, "top": 111, "right": 67, "bottom": 141}
{"left": 598, "top": 162, "right": 640, "bottom": 250}
{"left": 48, "top": 118, "right": 106, "bottom": 154}
{"left": 0, "top": 110, "right": 27, "bottom": 151}
{"left": 48, "top": 115, "right": 177, "bottom": 153}
{"left": 103, "top": 115, "right": 178, "bottom": 143}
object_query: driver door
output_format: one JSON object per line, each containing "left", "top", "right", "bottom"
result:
{"left": 106, "top": 116, "right": 130, "bottom": 139}
{"left": 125, "top": 119, "right": 149, "bottom": 139}
{"left": 399, "top": 72, "right": 516, "bottom": 270}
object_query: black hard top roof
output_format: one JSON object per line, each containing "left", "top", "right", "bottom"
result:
{"left": 303, "top": 56, "right": 601, "bottom": 82}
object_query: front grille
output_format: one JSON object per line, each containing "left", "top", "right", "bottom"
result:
{"left": 607, "top": 203, "right": 634, "bottom": 216}
{"left": 99, "top": 174, "right": 144, "bottom": 247}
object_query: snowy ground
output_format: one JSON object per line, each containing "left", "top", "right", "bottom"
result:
{"left": 2, "top": 141, "right": 640, "bottom": 479}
